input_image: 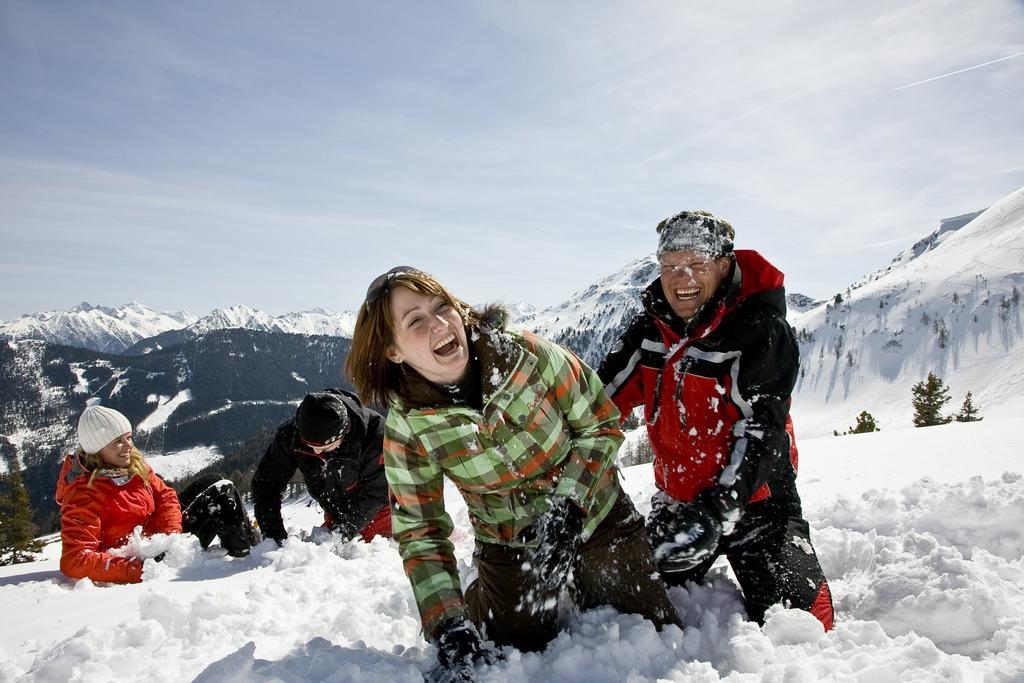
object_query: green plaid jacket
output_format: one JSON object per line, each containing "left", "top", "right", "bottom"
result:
{"left": 384, "top": 324, "right": 624, "bottom": 638}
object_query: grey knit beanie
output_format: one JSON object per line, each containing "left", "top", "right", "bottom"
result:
{"left": 78, "top": 405, "right": 132, "bottom": 454}
{"left": 656, "top": 210, "right": 735, "bottom": 258}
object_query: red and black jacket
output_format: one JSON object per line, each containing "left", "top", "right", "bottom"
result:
{"left": 598, "top": 250, "right": 800, "bottom": 512}
{"left": 252, "top": 389, "right": 388, "bottom": 542}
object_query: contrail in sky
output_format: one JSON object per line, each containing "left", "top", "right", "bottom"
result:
{"left": 894, "top": 51, "right": 1024, "bottom": 90}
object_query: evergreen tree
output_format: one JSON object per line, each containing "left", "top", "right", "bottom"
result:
{"left": 911, "top": 372, "right": 952, "bottom": 427}
{"left": 621, "top": 409, "right": 642, "bottom": 431}
{"left": 0, "top": 465, "right": 45, "bottom": 565}
{"left": 848, "top": 411, "right": 880, "bottom": 434}
{"left": 636, "top": 437, "right": 655, "bottom": 465}
{"left": 955, "top": 391, "right": 983, "bottom": 423}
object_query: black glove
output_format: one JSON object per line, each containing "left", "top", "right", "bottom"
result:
{"left": 433, "top": 619, "right": 496, "bottom": 682}
{"left": 525, "top": 497, "right": 585, "bottom": 591}
{"left": 647, "top": 489, "right": 742, "bottom": 575}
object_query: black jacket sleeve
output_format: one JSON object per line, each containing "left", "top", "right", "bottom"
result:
{"left": 597, "top": 313, "right": 652, "bottom": 419}
{"left": 251, "top": 424, "right": 299, "bottom": 543}
{"left": 717, "top": 302, "right": 799, "bottom": 507}
{"left": 321, "top": 395, "right": 389, "bottom": 538}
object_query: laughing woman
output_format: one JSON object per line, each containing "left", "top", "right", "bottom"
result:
{"left": 347, "top": 267, "right": 679, "bottom": 679}
{"left": 56, "top": 404, "right": 258, "bottom": 583}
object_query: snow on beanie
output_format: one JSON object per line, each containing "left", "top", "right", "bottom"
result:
{"left": 656, "top": 210, "right": 735, "bottom": 258}
{"left": 297, "top": 392, "right": 350, "bottom": 446}
{"left": 77, "top": 405, "right": 132, "bottom": 454}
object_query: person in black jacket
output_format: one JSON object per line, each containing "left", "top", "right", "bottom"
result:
{"left": 598, "top": 210, "right": 834, "bottom": 630}
{"left": 251, "top": 389, "right": 390, "bottom": 545}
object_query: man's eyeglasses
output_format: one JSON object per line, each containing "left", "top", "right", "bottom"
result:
{"left": 364, "top": 266, "right": 420, "bottom": 306}
{"left": 659, "top": 259, "right": 717, "bottom": 276}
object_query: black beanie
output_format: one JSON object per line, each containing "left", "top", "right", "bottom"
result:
{"left": 297, "top": 392, "right": 350, "bottom": 446}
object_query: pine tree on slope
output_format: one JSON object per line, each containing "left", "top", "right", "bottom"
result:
{"left": 0, "top": 464, "right": 45, "bottom": 565}
{"left": 911, "top": 372, "right": 952, "bottom": 428}
{"left": 955, "top": 391, "right": 983, "bottom": 423}
{"left": 849, "top": 410, "right": 880, "bottom": 434}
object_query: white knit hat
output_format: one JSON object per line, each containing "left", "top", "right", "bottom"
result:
{"left": 77, "top": 405, "right": 132, "bottom": 454}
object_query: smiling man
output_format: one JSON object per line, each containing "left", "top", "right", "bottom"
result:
{"left": 598, "top": 210, "right": 834, "bottom": 631}
{"left": 252, "top": 389, "right": 390, "bottom": 545}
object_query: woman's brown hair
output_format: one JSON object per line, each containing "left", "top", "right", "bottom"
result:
{"left": 346, "top": 268, "right": 478, "bottom": 407}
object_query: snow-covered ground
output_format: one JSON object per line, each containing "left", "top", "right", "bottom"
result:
{"left": 1, "top": 419, "right": 1022, "bottom": 682}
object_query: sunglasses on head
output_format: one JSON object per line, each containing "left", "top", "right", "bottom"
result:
{"left": 364, "top": 266, "right": 421, "bottom": 306}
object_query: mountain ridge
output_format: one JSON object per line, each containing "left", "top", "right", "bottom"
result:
{"left": 1, "top": 303, "right": 358, "bottom": 355}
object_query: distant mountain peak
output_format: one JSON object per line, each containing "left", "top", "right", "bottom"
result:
{"left": 851, "top": 209, "right": 988, "bottom": 290}
{"left": 522, "top": 255, "right": 657, "bottom": 367}
{"left": 0, "top": 302, "right": 198, "bottom": 354}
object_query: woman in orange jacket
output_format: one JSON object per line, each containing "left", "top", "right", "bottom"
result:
{"left": 57, "top": 404, "right": 257, "bottom": 583}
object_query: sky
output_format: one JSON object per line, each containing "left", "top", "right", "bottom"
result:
{"left": 2, "top": 1, "right": 1023, "bottom": 321}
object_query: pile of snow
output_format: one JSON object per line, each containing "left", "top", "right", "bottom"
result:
{"left": 1, "top": 419, "right": 1022, "bottom": 681}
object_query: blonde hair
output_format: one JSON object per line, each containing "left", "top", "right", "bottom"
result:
{"left": 347, "top": 269, "right": 478, "bottom": 407}
{"left": 80, "top": 446, "right": 151, "bottom": 487}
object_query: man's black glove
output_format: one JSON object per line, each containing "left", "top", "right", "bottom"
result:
{"left": 646, "top": 488, "right": 742, "bottom": 575}
{"left": 524, "top": 496, "right": 585, "bottom": 591}
{"left": 433, "top": 619, "right": 496, "bottom": 682}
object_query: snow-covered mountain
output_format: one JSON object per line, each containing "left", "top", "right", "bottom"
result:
{"left": 189, "top": 305, "right": 357, "bottom": 337}
{"left": 1, "top": 329, "right": 353, "bottom": 528}
{"left": 126, "top": 305, "right": 358, "bottom": 355}
{"left": 855, "top": 209, "right": 986, "bottom": 287}
{"left": 515, "top": 255, "right": 657, "bottom": 368}
{"left": 500, "top": 302, "right": 537, "bottom": 326}
{"left": 0, "top": 302, "right": 196, "bottom": 354}
{"left": 519, "top": 254, "right": 826, "bottom": 369}
{"left": 516, "top": 189, "right": 1021, "bottom": 439}
{"left": 1, "top": 302, "right": 359, "bottom": 355}
{"left": 790, "top": 189, "right": 1023, "bottom": 435}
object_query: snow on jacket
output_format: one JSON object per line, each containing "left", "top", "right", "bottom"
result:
{"left": 251, "top": 389, "right": 388, "bottom": 543}
{"left": 384, "top": 320, "right": 624, "bottom": 638}
{"left": 56, "top": 454, "right": 182, "bottom": 583}
{"left": 598, "top": 249, "right": 800, "bottom": 508}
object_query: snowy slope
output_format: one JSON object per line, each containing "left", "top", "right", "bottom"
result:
{"left": 791, "top": 187, "right": 1024, "bottom": 436}
{"left": 519, "top": 255, "right": 658, "bottom": 367}
{"left": 854, "top": 209, "right": 986, "bottom": 287}
{"left": 2, "top": 418, "right": 1022, "bottom": 682}
{"left": 0, "top": 303, "right": 196, "bottom": 354}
